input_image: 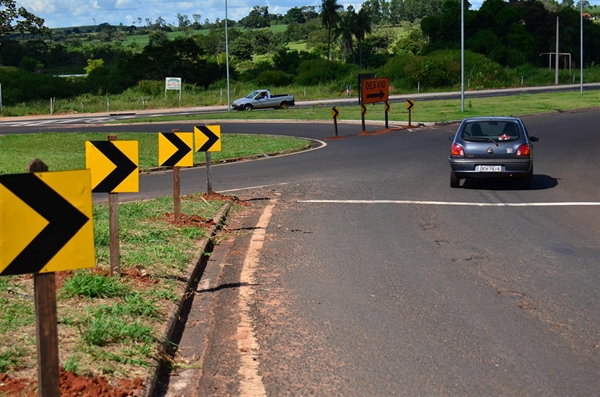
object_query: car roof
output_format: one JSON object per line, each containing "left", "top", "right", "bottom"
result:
{"left": 462, "top": 116, "right": 521, "bottom": 122}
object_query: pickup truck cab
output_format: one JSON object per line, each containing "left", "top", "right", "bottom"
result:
{"left": 232, "top": 89, "right": 295, "bottom": 111}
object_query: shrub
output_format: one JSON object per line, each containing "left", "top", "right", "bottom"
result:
{"left": 137, "top": 80, "right": 164, "bottom": 96}
{"left": 255, "top": 70, "right": 293, "bottom": 86}
{"left": 295, "top": 59, "right": 356, "bottom": 86}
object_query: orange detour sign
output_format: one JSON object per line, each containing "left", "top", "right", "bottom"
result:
{"left": 361, "top": 77, "right": 389, "bottom": 104}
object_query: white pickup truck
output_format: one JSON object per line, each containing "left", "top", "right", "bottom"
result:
{"left": 231, "top": 89, "right": 295, "bottom": 111}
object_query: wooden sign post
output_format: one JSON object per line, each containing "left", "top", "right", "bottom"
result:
{"left": 86, "top": 136, "right": 139, "bottom": 277}
{"left": 194, "top": 125, "right": 221, "bottom": 195}
{"left": 107, "top": 135, "right": 120, "bottom": 276}
{"left": 29, "top": 159, "right": 60, "bottom": 397}
{"left": 1, "top": 161, "right": 94, "bottom": 397}
{"left": 171, "top": 129, "right": 181, "bottom": 221}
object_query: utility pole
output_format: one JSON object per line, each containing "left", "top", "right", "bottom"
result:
{"left": 555, "top": 17, "right": 559, "bottom": 85}
{"left": 580, "top": 0, "right": 584, "bottom": 94}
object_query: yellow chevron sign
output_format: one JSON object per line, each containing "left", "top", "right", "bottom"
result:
{"left": 194, "top": 125, "right": 221, "bottom": 152}
{"left": 0, "top": 170, "right": 95, "bottom": 275}
{"left": 86, "top": 141, "right": 139, "bottom": 193}
{"left": 159, "top": 132, "right": 193, "bottom": 167}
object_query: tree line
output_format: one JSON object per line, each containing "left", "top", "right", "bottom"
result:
{"left": 1, "top": 0, "right": 600, "bottom": 107}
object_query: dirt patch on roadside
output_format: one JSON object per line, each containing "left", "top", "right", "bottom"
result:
{"left": 0, "top": 369, "right": 144, "bottom": 397}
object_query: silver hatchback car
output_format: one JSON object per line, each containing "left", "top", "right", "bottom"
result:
{"left": 448, "top": 116, "right": 539, "bottom": 189}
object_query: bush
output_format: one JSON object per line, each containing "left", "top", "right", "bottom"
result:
{"left": 295, "top": 59, "right": 356, "bottom": 86}
{"left": 137, "top": 80, "right": 164, "bottom": 96}
{"left": 255, "top": 70, "right": 293, "bottom": 86}
{"left": 380, "top": 50, "right": 510, "bottom": 90}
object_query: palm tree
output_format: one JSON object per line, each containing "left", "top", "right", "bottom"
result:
{"left": 335, "top": 7, "right": 357, "bottom": 64}
{"left": 320, "top": 0, "right": 343, "bottom": 60}
{"left": 354, "top": 7, "right": 372, "bottom": 69}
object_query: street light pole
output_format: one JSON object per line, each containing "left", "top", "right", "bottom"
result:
{"left": 580, "top": 0, "right": 584, "bottom": 94}
{"left": 461, "top": 0, "right": 465, "bottom": 112}
{"left": 555, "top": 17, "right": 559, "bottom": 85}
{"left": 225, "top": 0, "right": 231, "bottom": 111}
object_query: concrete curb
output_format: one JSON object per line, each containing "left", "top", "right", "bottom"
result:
{"left": 142, "top": 200, "right": 233, "bottom": 397}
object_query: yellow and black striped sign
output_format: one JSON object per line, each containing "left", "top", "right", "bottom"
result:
{"left": 0, "top": 170, "right": 94, "bottom": 276}
{"left": 361, "top": 104, "right": 367, "bottom": 116}
{"left": 331, "top": 107, "right": 340, "bottom": 119}
{"left": 86, "top": 141, "right": 139, "bottom": 193}
{"left": 406, "top": 99, "right": 415, "bottom": 110}
{"left": 194, "top": 125, "right": 221, "bottom": 152}
{"left": 159, "top": 132, "right": 193, "bottom": 167}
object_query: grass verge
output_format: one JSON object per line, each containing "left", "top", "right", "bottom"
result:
{"left": 0, "top": 132, "right": 311, "bottom": 175}
{"left": 114, "top": 89, "right": 600, "bottom": 125}
{"left": 0, "top": 192, "right": 236, "bottom": 383}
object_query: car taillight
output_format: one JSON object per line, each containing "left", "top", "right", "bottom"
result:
{"left": 451, "top": 143, "right": 464, "bottom": 157}
{"left": 516, "top": 144, "right": 531, "bottom": 157}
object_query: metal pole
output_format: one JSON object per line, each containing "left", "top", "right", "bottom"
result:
{"left": 461, "top": 0, "right": 465, "bottom": 112}
{"left": 580, "top": 0, "right": 584, "bottom": 94}
{"left": 555, "top": 17, "right": 559, "bottom": 85}
{"left": 225, "top": 0, "right": 231, "bottom": 111}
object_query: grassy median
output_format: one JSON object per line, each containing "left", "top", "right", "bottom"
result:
{"left": 114, "top": 89, "right": 600, "bottom": 125}
{"left": 0, "top": 131, "right": 308, "bottom": 392}
{"left": 0, "top": 132, "right": 311, "bottom": 175}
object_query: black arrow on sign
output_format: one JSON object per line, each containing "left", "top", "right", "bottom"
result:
{"left": 90, "top": 141, "right": 137, "bottom": 193}
{"left": 0, "top": 174, "right": 89, "bottom": 276}
{"left": 196, "top": 126, "right": 219, "bottom": 152}
{"left": 161, "top": 133, "right": 191, "bottom": 167}
{"left": 331, "top": 107, "right": 339, "bottom": 119}
{"left": 366, "top": 90, "right": 385, "bottom": 100}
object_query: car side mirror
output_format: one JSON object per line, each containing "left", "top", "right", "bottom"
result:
{"left": 530, "top": 136, "right": 539, "bottom": 142}
{"left": 449, "top": 136, "right": 455, "bottom": 142}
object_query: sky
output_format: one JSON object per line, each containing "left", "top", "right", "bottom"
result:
{"left": 14, "top": 0, "right": 600, "bottom": 29}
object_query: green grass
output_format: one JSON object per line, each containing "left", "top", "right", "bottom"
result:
{"left": 0, "top": 132, "right": 311, "bottom": 175}
{"left": 61, "top": 272, "right": 131, "bottom": 299}
{"left": 111, "top": 89, "right": 600, "bottom": 125}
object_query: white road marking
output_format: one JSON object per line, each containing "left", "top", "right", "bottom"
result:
{"left": 236, "top": 200, "right": 276, "bottom": 397}
{"left": 298, "top": 200, "right": 600, "bottom": 207}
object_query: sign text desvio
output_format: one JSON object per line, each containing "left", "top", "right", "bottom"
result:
{"left": 361, "top": 77, "right": 389, "bottom": 104}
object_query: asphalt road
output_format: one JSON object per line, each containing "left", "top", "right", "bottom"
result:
{"left": 189, "top": 111, "right": 599, "bottom": 396}
{"left": 3, "top": 110, "right": 599, "bottom": 395}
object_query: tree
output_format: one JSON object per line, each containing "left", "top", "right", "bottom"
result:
{"left": 239, "top": 5, "right": 270, "bottom": 28}
{"left": 283, "top": 7, "right": 306, "bottom": 24}
{"left": 84, "top": 58, "right": 104, "bottom": 74}
{"left": 335, "top": 7, "right": 357, "bottom": 64}
{"left": 320, "top": 0, "right": 343, "bottom": 60}
{"left": 355, "top": 7, "right": 372, "bottom": 68}
{"left": 177, "top": 13, "right": 192, "bottom": 35}
{"left": 148, "top": 30, "right": 169, "bottom": 47}
{"left": 0, "top": 0, "right": 51, "bottom": 39}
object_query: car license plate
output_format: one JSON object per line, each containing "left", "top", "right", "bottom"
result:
{"left": 477, "top": 165, "right": 501, "bottom": 172}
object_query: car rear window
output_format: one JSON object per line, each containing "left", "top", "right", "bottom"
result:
{"left": 462, "top": 121, "right": 521, "bottom": 142}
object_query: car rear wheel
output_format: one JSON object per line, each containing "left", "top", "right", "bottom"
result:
{"left": 244, "top": 104, "right": 253, "bottom": 111}
{"left": 450, "top": 171, "right": 460, "bottom": 188}
{"left": 279, "top": 102, "right": 289, "bottom": 110}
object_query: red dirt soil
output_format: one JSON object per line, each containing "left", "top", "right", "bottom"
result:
{"left": 0, "top": 369, "right": 144, "bottom": 397}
